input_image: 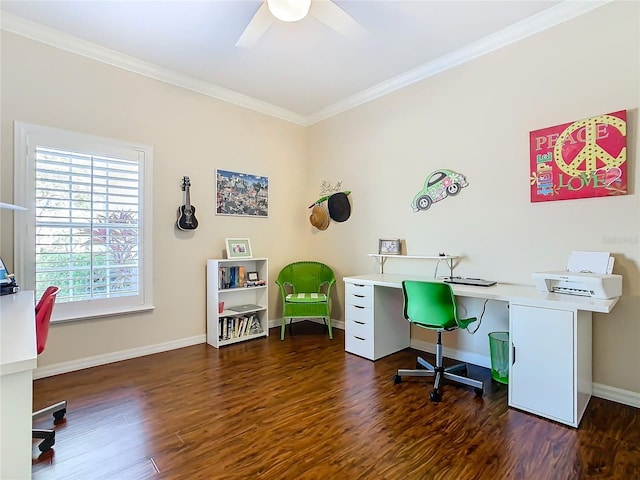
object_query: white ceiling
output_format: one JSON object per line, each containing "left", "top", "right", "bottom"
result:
{"left": 0, "top": 1, "right": 608, "bottom": 125}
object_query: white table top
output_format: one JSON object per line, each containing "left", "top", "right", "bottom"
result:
{"left": 0, "top": 291, "right": 37, "bottom": 376}
{"left": 344, "top": 274, "right": 619, "bottom": 314}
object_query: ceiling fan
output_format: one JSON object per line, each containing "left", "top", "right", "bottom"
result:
{"left": 236, "top": 0, "right": 367, "bottom": 48}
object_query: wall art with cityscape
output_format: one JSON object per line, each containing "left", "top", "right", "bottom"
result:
{"left": 216, "top": 169, "right": 268, "bottom": 217}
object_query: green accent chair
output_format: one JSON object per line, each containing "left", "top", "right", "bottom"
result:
{"left": 393, "top": 280, "right": 484, "bottom": 402}
{"left": 275, "top": 261, "right": 336, "bottom": 340}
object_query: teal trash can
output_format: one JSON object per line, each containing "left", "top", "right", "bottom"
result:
{"left": 488, "top": 331, "right": 509, "bottom": 384}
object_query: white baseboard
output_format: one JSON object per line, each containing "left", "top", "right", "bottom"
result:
{"left": 34, "top": 334, "right": 206, "bottom": 379}
{"left": 409, "top": 339, "right": 640, "bottom": 409}
{"left": 268, "top": 318, "right": 345, "bottom": 330}
{"left": 592, "top": 382, "right": 640, "bottom": 408}
{"left": 34, "top": 319, "right": 345, "bottom": 379}
{"left": 410, "top": 338, "right": 492, "bottom": 369}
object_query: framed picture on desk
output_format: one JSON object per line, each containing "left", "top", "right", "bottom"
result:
{"left": 379, "top": 239, "right": 401, "bottom": 255}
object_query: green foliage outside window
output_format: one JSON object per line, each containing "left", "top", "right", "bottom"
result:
{"left": 36, "top": 210, "right": 139, "bottom": 301}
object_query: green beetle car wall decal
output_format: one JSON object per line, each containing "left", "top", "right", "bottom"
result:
{"left": 411, "top": 169, "right": 468, "bottom": 212}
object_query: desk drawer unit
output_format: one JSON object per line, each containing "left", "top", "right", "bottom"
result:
{"left": 344, "top": 283, "right": 375, "bottom": 359}
{"left": 344, "top": 281, "right": 410, "bottom": 360}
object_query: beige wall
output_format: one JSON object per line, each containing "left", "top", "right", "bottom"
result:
{"left": 1, "top": 31, "right": 309, "bottom": 365}
{"left": 1, "top": 2, "right": 638, "bottom": 394}
{"left": 305, "top": 1, "right": 640, "bottom": 393}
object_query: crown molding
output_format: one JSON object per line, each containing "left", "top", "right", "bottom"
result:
{"left": 306, "top": 0, "right": 611, "bottom": 125}
{"left": 2, "top": 1, "right": 610, "bottom": 127}
{"left": 0, "top": 12, "right": 308, "bottom": 126}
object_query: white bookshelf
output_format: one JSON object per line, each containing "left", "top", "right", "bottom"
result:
{"left": 206, "top": 258, "right": 269, "bottom": 348}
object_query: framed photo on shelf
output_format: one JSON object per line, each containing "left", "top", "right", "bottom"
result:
{"left": 379, "top": 238, "right": 401, "bottom": 255}
{"left": 247, "top": 271, "right": 259, "bottom": 282}
{"left": 225, "top": 238, "right": 253, "bottom": 259}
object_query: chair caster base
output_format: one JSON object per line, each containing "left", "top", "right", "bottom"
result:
{"left": 53, "top": 408, "right": 66, "bottom": 422}
{"left": 38, "top": 436, "right": 55, "bottom": 453}
{"left": 393, "top": 374, "right": 402, "bottom": 384}
{"left": 429, "top": 390, "right": 442, "bottom": 402}
{"left": 474, "top": 387, "right": 484, "bottom": 397}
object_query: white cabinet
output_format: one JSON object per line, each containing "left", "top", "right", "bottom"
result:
{"left": 344, "top": 280, "right": 409, "bottom": 360}
{"left": 509, "top": 303, "right": 592, "bottom": 427}
{"left": 206, "top": 258, "right": 269, "bottom": 348}
{"left": 1, "top": 291, "right": 37, "bottom": 480}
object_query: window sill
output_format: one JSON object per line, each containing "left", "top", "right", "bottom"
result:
{"left": 51, "top": 304, "right": 155, "bottom": 324}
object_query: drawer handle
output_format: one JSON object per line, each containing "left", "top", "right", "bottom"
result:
{"left": 354, "top": 321, "right": 365, "bottom": 325}
{"left": 354, "top": 336, "right": 365, "bottom": 341}
{"left": 353, "top": 305, "right": 365, "bottom": 309}
{"left": 354, "top": 294, "right": 365, "bottom": 298}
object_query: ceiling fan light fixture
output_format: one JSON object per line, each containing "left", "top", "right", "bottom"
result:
{"left": 267, "top": 0, "right": 311, "bottom": 22}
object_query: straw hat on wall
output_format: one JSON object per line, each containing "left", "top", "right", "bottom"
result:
{"left": 309, "top": 204, "right": 329, "bottom": 230}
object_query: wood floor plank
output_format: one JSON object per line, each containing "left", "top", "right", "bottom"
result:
{"left": 32, "top": 323, "right": 640, "bottom": 480}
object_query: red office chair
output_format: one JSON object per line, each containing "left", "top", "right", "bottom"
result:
{"left": 33, "top": 286, "right": 67, "bottom": 453}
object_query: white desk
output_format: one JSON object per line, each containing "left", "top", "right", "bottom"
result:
{"left": 1, "top": 291, "right": 36, "bottom": 479}
{"left": 343, "top": 274, "right": 619, "bottom": 427}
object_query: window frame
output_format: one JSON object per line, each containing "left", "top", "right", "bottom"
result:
{"left": 13, "top": 122, "right": 154, "bottom": 323}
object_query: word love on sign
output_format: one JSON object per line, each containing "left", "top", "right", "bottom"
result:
{"left": 529, "top": 110, "right": 627, "bottom": 202}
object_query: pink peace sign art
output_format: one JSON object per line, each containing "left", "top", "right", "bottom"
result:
{"left": 529, "top": 110, "right": 627, "bottom": 202}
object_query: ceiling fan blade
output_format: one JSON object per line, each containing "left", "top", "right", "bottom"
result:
{"left": 236, "top": 2, "right": 274, "bottom": 48}
{"left": 310, "top": 0, "right": 367, "bottom": 40}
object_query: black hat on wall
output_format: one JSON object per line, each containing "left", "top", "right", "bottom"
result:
{"left": 327, "top": 192, "right": 351, "bottom": 222}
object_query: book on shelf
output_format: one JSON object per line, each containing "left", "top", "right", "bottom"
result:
{"left": 219, "top": 266, "right": 228, "bottom": 289}
{"left": 249, "top": 315, "right": 263, "bottom": 335}
{"left": 239, "top": 317, "right": 247, "bottom": 337}
{"left": 239, "top": 266, "right": 245, "bottom": 287}
{"left": 218, "top": 265, "right": 252, "bottom": 289}
{"left": 218, "top": 317, "right": 226, "bottom": 340}
{"left": 219, "top": 314, "right": 260, "bottom": 340}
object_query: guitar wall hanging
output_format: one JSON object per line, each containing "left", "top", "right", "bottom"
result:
{"left": 177, "top": 176, "right": 198, "bottom": 231}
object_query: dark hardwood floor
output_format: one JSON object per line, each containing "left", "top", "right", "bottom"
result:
{"left": 33, "top": 323, "right": 640, "bottom": 479}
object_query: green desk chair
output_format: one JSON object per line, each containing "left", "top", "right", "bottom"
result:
{"left": 275, "top": 261, "right": 336, "bottom": 340}
{"left": 393, "top": 280, "right": 484, "bottom": 402}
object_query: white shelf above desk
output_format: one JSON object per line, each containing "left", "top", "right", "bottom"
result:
{"left": 367, "top": 253, "right": 459, "bottom": 275}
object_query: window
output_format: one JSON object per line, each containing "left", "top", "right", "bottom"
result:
{"left": 14, "top": 122, "right": 153, "bottom": 322}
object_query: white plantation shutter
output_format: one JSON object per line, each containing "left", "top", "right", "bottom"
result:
{"left": 35, "top": 146, "right": 141, "bottom": 303}
{"left": 14, "top": 123, "right": 154, "bottom": 322}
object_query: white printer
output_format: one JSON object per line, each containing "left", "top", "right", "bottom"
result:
{"left": 532, "top": 251, "right": 622, "bottom": 300}
{"left": 533, "top": 271, "right": 622, "bottom": 299}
